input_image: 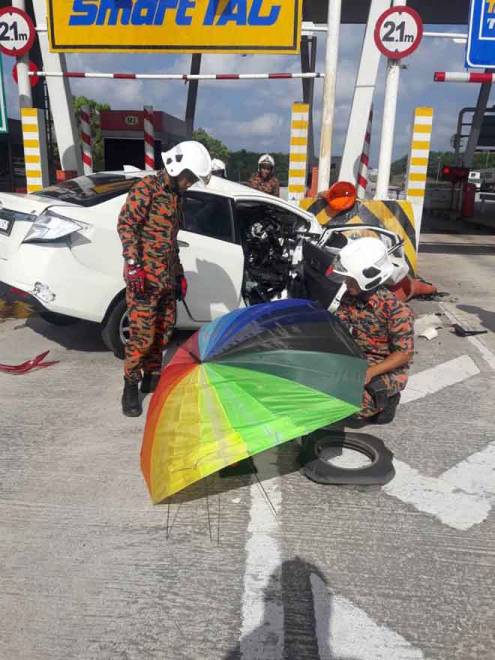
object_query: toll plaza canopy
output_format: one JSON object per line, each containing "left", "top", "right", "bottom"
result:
{"left": 303, "top": 0, "right": 470, "bottom": 25}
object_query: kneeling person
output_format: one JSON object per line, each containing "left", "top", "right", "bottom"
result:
{"left": 332, "top": 238, "right": 414, "bottom": 423}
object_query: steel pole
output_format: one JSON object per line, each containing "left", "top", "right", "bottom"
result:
{"left": 375, "top": 0, "right": 407, "bottom": 200}
{"left": 317, "top": 0, "right": 342, "bottom": 192}
{"left": 463, "top": 72, "right": 492, "bottom": 169}
{"left": 12, "top": 0, "right": 32, "bottom": 108}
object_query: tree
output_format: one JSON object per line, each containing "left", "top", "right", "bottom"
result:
{"left": 73, "top": 96, "right": 111, "bottom": 171}
{"left": 192, "top": 128, "right": 229, "bottom": 162}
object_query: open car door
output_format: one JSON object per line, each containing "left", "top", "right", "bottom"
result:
{"left": 178, "top": 191, "right": 245, "bottom": 323}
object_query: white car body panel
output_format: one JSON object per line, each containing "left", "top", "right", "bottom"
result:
{"left": 0, "top": 173, "right": 320, "bottom": 327}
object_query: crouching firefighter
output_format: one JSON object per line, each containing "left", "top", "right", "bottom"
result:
{"left": 331, "top": 237, "right": 414, "bottom": 423}
{"left": 117, "top": 141, "right": 212, "bottom": 417}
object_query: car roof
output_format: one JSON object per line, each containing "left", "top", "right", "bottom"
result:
{"left": 111, "top": 170, "right": 315, "bottom": 220}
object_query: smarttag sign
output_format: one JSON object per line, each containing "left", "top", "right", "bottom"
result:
{"left": 47, "top": 0, "right": 302, "bottom": 54}
{"left": 467, "top": 0, "right": 495, "bottom": 68}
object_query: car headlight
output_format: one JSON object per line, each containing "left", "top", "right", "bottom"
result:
{"left": 23, "top": 210, "right": 88, "bottom": 243}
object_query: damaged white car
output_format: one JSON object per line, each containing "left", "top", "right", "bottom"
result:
{"left": 0, "top": 172, "right": 408, "bottom": 357}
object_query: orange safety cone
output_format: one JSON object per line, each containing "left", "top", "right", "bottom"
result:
{"left": 389, "top": 276, "right": 437, "bottom": 301}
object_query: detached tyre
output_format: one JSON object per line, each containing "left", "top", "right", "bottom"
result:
{"left": 300, "top": 430, "right": 395, "bottom": 486}
{"left": 101, "top": 297, "right": 128, "bottom": 359}
{"left": 39, "top": 311, "right": 78, "bottom": 326}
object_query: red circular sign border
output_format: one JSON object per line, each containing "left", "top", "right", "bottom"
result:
{"left": 12, "top": 60, "right": 40, "bottom": 87}
{"left": 0, "top": 6, "right": 36, "bottom": 58}
{"left": 374, "top": 6, "right": 424, "bottom": 60}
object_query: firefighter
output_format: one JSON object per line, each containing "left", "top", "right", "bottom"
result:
{"left": 248, "top": 154, "right": 280, "bottom": 197}
{"left": 332, "top": 237, "right": 414, "bottom": 423}
{"left": 211, "top": 158, "right": 227, "bottom": 178}
{"left": 117, "top": 140, "right": 212, "bottom": 417}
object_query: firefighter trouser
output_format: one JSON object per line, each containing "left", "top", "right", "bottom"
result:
{"left": 124, "top": 287, "right": 176, "bottom": 383}
{"left": 359, "top": 371, "right": 409, "bottom": 418}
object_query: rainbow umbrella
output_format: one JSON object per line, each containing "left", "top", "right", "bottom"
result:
{"left": 141, "top": 299, "right": 367, "bottom": 503}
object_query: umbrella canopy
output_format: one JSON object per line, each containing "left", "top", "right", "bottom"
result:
{"left": 141, "top": 299, "right": 367, "bottom": 503}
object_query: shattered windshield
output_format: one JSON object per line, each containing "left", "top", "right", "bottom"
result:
{"left": 35, "top": 173, "right": 141, "bottom": 207}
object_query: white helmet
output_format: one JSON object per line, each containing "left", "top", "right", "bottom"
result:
{"left": 332, "top": 237, "right": 395, "bottom": 292}
{"left": 211, "top": 158, "right": 226, "bottom": 176}
{"left": 258, "top": 153, "right": 275, "bottom": 169}
{"left": 162, "top": 141, "right": 212, "bottom": 185}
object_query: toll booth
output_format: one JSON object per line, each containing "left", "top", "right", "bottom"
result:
{"left": 100, "top": 110, "right": 190, "bottom": 171}
{"left": 0, "top": 119, "right": 26, "bottom": 193}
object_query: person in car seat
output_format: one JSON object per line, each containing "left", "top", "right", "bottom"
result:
{"left": 331, "top": 237, "right": 414, "bottom": 424}
{"left": 248, "top": 154, "right": 280, "bottom": 197}
{"left": 117, "top": 141, "right": 212, "bottom": 417}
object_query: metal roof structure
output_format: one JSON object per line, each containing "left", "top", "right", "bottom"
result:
{"left": 303, "top": 0, "right": 470, "bottom": 25}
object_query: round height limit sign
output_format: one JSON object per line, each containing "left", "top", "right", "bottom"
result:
{"left": 0, "top": 7, "right": 36, "bottom": 58}
{"left": 374, "top": 7, "right": 423, "bottom": 60}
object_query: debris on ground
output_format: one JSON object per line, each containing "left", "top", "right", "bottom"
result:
{"left": 414, "top": 314, "right": 444, "bottom": 340}
{"left": 0, "top": 350, "right": 58, "bottom": 375}
{"left": 452, "top": 323, "right": 488, "bottom": 338}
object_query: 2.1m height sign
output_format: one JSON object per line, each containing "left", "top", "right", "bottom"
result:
{"left": 467, "top": 0, "right": 495, "bottom": 68}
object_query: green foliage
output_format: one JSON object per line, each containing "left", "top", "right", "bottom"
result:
{"left": 191, "top": 127, "right": 290, "bottom": 184}
{"left": 73, "top": 96, "right": 110, "bottom": 171}
{"left": 192, "top": 128, "right": 230, "bottom": 162}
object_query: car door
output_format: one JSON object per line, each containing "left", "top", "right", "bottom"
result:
{"left": 178, "top": 191, "right": 245, "bottom": 323}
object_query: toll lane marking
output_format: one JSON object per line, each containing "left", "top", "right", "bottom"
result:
{"left": 311, "top": 574, "right": 425, "bottom": 660}
{"left": 240, "top": 453, "right": 283, "bottom": 660}
{"left": 384, "top": 356, "right": 494, "bottom": 530}
{"left": 401, "top": 355, "right": 480, "bottom": 404}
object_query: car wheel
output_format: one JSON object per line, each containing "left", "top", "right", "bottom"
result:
{"left": 101, "top": 297, "right": 128, "bottom": 359}
{"left": 39, "top": 311, "right": 78, "bottom": 326}
{"left": 300, "top": 429, "right": 395, "bottom": 486}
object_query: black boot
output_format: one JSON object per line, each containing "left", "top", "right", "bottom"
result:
{"left": 372, "top": 393, "right": 401, "bottom": 425}
{"left": 122, "top": 380, "right": 142, "bottom": 417}
{"left": 141, "top": 373, "right": 161, "bottom": 394}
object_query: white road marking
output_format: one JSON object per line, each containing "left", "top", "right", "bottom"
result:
{"left": 401, "top": 355, "right": 480, "bottom": 404}
{"left": 240, "top": 452, "right": 284, "bottom": 660}
{"left": 384, "top": 354, "right": 494, "bottom": 530}
{"left": 384, "top": 460, "right": 492, "bottom": 531}
{"left": 311, "top": 574, "right": 425, "bottom": 660}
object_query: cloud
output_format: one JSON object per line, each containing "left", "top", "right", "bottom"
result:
{"left": 5, "top": 22, "right": 495, "bottom": 164}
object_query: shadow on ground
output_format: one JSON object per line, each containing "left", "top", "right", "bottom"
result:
{"left": 224, "top": 557, "right": 358, "bottom": 660}
{"left": 457, "top": 304, "right": 495, "bottom": 333}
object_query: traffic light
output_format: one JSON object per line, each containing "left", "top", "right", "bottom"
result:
{"left": 440, "top": 166, "right": 470, "bottom": 183}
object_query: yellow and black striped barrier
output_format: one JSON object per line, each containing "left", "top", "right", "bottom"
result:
{"left": 300, "top": 197, "right": 417, "bottom": 275}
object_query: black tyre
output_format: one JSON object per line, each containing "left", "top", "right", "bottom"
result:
{"left": 101, "top": 297, "right": 128, "bottom": 359}
{"left": 39, "top": 311, "right": 78, "bottom": 326}
{"left": 300, "top": 430, "right": 395, "bottom": 486}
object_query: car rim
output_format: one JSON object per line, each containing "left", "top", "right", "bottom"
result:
{"left": 119, "top": 311, "right": 130, "bottom": 345}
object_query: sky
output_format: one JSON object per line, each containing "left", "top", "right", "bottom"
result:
{"left": 2, "top": 22, "right": 494, "bottom": 166}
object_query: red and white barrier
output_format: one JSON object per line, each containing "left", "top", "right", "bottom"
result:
{"left": 434, "top": 72, "right": 495, "bottom": 83}
{"left": 29, "top": 71, "right": 324, "bottom": 82}
{"left": 356, "top": 107, "right": 373, "bottom": 198}
{"left": 143, "top": 106, "right": 155, "bottom": 171}
{"left": 79, "top": 105, "right": 93, "bottom": 175}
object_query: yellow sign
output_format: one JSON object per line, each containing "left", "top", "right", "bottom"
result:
{"left": 47, "top": 0, "right": 302, "bottom": 54}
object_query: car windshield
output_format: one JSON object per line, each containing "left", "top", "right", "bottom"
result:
{"left": 34, "top": 173, "right": 141, "bottom": 207}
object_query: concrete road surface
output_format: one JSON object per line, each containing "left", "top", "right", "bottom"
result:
{"left": 1, "top": 216, "right": 494, "bottom": 660}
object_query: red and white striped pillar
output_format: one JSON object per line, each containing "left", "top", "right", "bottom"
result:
{"left": 79, "top": 105, "right": 93, "bottom": 175}
{"left": 356, "top": 107, "right": 373, "bottom": 198}
{"left": 144, "top": 106, "right": 155, "bottom": 171}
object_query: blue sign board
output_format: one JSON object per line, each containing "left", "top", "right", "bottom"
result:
{"left": 467, "top": 0, "right": 495, "bottom": 68}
